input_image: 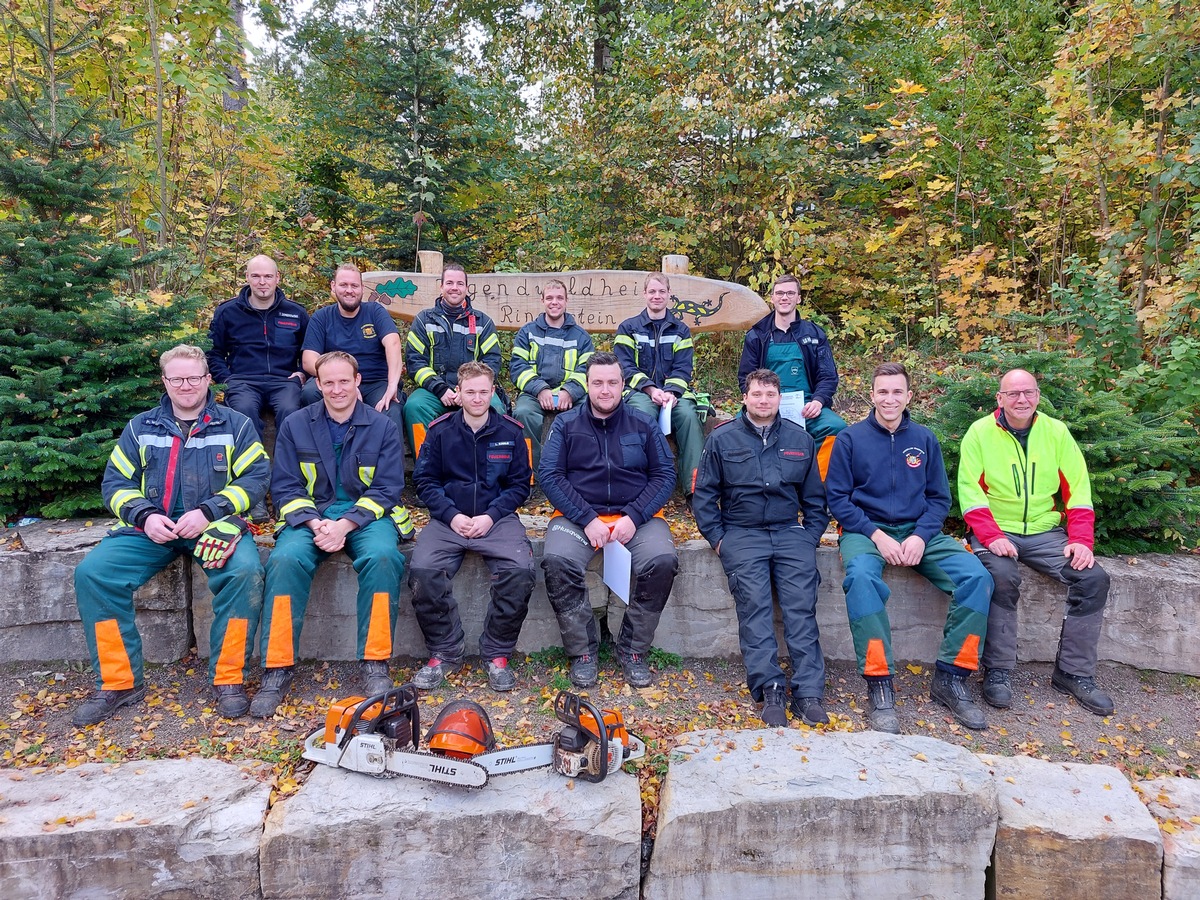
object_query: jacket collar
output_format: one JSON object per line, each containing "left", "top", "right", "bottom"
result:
{"left": 152, "top": 391, "right": 223, "bottom": 432}
{"left": 866, "top": 409, "right": 910, "bottom": 434}
{"left": 436, "top": 296, "right": 476, "bottom": 319}
{"left": 235, "top": 285, "right": 289, "bottom": 312}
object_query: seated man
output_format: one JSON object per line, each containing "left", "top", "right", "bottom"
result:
{"left": 250, "top": 351, "right": 407, "bottom": 717}
{"left": 403, "top": 263, "right": 504, "bottom": 454}
{"left": 693, "top": 368, "right": 831, "bottom": 726}
{"left": 509, "top": 278, "right": 594, "bottom": 474}
{"left": 825, "top": 363, "right": 992, "bottom": 733}
{"left": 207, "top": 254, "right": 309, "bottom": 441}
{"left": 73, "top": 344, "right": 268, "bottom": 724}
{"left": 300, "top": 263, "right": 405, "bottom": 448}
{"left": 615, "top": 273, "right": 704, "bottom": 502}
{"left": 408, "top": 362, "right": 535, "bottom": 691}
{"left": 738, "top": 273, "right": 846, "bottom": 478}
{"left": 959, "top": 368, "right": 1114, "bottom": 716}
{"left": 539, "top": 351, "right": 679, "bottom": 689}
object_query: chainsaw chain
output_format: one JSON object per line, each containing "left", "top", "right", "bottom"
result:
{"left": 379, "top": 747, "right": 491, "bottom": 788}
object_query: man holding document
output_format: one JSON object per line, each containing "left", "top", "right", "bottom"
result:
{"left": 539, "top": 351, "right": 679, "bottom": 689}
{"left": 738, "top": 273, "right": 846, "bottom": 478}
{"left": 693, "top": 368, "right": 832, "bottom": 727}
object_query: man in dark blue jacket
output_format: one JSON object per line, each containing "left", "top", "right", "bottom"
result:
{"left": 693, "top": 368, "right": 831, "bottom": 726}
{"left": 408, "top": 362, "right": 535, "bottom": 692}
{"left": 539, "top": 351, "right": 678, "bottom": 688}
{"left": 249, "top": 351, "right": 408, "bottom": 717}
{"left": 825, "top": 363, "right": 992, "bottom": 733}
{"left": 207, "top": 255, "right": 309, "bottom": 441}
{"left": 738, "top": 274, "right": 846, "bottom": 478}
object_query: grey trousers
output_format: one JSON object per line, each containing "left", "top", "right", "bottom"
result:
{"left": 970, "top": 527, "right": 1109, "bottom": 677}
{"left": 541, "top": 516, "right": 678, "bottom": 659}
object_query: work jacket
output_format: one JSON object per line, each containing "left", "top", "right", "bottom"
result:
{"left": 737, "top": 313, "right": 839, "bottom": 406}
{"left": 206, "top": 287, "right": 308, "bottom": 383}
{"left": 509, "top": 313, "right": 594, "bottom": 402}
{"left": 405, "top": 297, "right": 502, "bottom": 397}
{"left": 614, "top": 309, "right": 695, "bottom": 397}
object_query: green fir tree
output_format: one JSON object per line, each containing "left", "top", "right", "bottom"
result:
{"left": 0, "top": 4, "right": 201, "bottom": 520}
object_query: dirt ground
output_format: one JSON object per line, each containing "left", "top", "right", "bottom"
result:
{"left": 3, "top": 647, "right": 1196, "bottom": 837}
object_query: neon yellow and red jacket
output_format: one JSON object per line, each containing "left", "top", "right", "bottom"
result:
{"left": 957, "top": 409, "right": 1096, "bottom": 548}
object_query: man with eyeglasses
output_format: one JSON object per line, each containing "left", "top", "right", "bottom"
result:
{"left": 958, "top": 368, "right": 1115, "bottom": 716}
{"left": 72, "top": 345, "right": 269, "bottom": 725}
{"left": 738, "top": 274, "right": 846, "bottom": 478}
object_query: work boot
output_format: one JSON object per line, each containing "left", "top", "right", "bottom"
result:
{"left": 790, "top": 696, "right": 829, "bottom": 726}
{"left": 361, "top": 659, "right": 393, "bottom": 697}
{"left": 72, "top": 686, "right": 146, "bottom": 727}
{"left": 866, "top": 679, "right": 901, "bottom": 734}
{"left": 569, "top": 654, "right": 598, "bottom": 689}
{"left": 760, "top": 682, "right": 788, "bottom": 727}
{"left": 619, "top": 652, "right": 653, "bottom": 688}
{"left": 486, "top": 657, "right": 517, "bottom": 692}
{"left": 214, "top": 684, "right": 250, "bottom": 719}
{"left": 930, "top": 670, "right": 987, "bottom": 730}
{"left": 982, "top": 668, "right": 1013, "bottom": 709}
{"left": 249, "top": 666, "right": 294, "bottom": 718}
{"left": 413, "top": 657, "right": 462, "bottom": 691}
{"left": 1051, "top": 667, "right": 1115, "bottom": 716}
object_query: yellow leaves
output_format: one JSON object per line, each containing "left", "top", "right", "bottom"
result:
{"left": 113, "top": 813, "right": 135, "bottom": 822}
{"left": 913, "top": 753, "right": 928, "bottom": 763}
{"left": 906, "top": 664, "right": 924, "bottom": 676}
{"left": 859, "top": 133, "right": 877, "bottom": 144}
{"left": 890, "top": 79, "right": 928, "bottom": 96}
{"left": 42, "top": 810, "right": 96, "bottom": 832}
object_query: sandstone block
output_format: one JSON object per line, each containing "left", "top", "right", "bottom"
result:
{"left": 0, "top": 520, "right": 190, "bottom": 665}
{"left": 0, "top": 759, "right": 271, "bottom": 899}
{"left": 1140, "top": 776, "right": 1200, "bottom": 900}
{"left": 644, "top": 729, "right": 997, "bottom": 898}
{"left": 980, "top": 754, "right": 1163, "bottom": 900}
{"left": 260, "top": 763, "right": 641, "bottom": 899}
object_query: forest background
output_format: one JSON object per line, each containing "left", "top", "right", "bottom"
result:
{"left": 1, "top": 0, "right": 1198, "bottom": 553}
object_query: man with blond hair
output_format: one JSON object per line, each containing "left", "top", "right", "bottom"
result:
{"left": 73, "top": 345, "right": 268, "bottom": 725}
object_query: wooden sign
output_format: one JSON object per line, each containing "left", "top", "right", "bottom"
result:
{"left": 362, "top": 270, "right": 769, "bottom": 333}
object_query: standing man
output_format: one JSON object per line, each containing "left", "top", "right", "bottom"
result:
{"left": 614, "top": 273, "right": 704, "bottom": 503}
{"left": 404, "top": 263, "right": 504, "bottom": 454}
{"left": 693, "top": 369, "right": 831, "bottom": 726}
{"left": 509, "top": 278, "right": 594, "bottom": 474}
{"left": 958, "top": 368, "right": 1114, "bottom": 716}
{"left": 539, "top": 351, "right": 679, "bottom": 689}
{"left": 738, "top": 274, "right": 846, "bottom": 478}
{"left": 249, "top": 351, "right": 407, "bottom": 717}
{"left": 300, "top": 263, "right": 405, "bottom": 447}
{"left": 72, "top": 345, "right": 268, "bottom": 725}
{"left": 207, "top": 255, "right": 309, "bottom": 441}
{"left": 408, "top": 362, "right": 535, "bottom": 692}
{"left": 825, "top": 363, "right": 991, "bottom": 733}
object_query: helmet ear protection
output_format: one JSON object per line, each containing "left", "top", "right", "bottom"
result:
{"left": 425, "top": 699, "right": 496, "bottom": 759}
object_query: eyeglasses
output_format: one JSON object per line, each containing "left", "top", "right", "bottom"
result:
{"left": 773, "top": 290, "right": 799, "bottom": 298}
{"left": 999, "top": 389, "right": 1039, "bottom": 399}
{"left": 164, "top": 375, "right": 209, "bottom": 387}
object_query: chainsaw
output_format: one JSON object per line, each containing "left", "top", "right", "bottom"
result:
{"left": 302, "top": 686, "right": 645, "bottom": 788}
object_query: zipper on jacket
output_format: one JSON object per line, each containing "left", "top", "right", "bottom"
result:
{"left": 1004, "top": 429, "right": 1032, "bottom": 535}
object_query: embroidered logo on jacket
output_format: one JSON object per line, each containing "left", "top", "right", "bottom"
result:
{"left": 903, "top": 447, "right": 926, "bottom": 469}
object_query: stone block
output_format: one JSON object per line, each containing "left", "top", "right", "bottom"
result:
{"left": 644, "top": 729, "right": 997, "bottom": 898}
{"left": 0, "top": 520, "right": 190, "bottom": 665}
{"left": 1140, "top": 776, "right": 1200, "bottom": 900}
{"left": 980, "top": 754, "right": 1163, "bottom": 900}
{"left": 0, "top": 759, "right": 271, "bottom": 899}
{"left": 260, "top": 763, "right": 641, "bottom": 900}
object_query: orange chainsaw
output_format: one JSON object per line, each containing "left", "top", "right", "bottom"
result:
{"left": 302, "top": 687, "right": 645, "bottom": 787}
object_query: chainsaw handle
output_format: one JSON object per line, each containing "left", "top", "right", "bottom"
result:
{"left": 554, "top": 691, "right": 610, "bottom": 783}
{"left": 338, "top": 684, "right": 420, "bottom": 750}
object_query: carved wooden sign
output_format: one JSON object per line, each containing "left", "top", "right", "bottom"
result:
{"left": 362, "top": 270, "right": 769, "bottom": 333}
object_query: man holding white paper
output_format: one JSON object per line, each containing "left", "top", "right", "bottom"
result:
{"left": 738, "top": 274, "right": 846, "bottom": 477}
{"left": 539, "top": 352, "right": 679, "bottom": 689}
{"left": 693, "top": 368, "right": 832, "bottom": 727}
{"left": 615, "top": 273, "right": 704, "bottom": 503}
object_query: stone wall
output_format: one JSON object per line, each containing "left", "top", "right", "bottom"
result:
{"left": 4, "top": 519, "right": 1199, "bottom": 676}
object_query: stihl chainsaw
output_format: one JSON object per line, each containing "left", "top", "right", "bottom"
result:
{"left": 302, "top": 685, "right": 645, "bottom": 788}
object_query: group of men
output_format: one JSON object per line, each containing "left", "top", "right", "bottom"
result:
{"left": 71, "top": 260, "right": 1116, "bottom": 735}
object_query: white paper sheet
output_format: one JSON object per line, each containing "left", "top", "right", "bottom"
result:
{"left": 779, "top": 390, "right": 807, "bottom": 429}
{"left": 603, "top": 539, "right": 632, "bottom": 604}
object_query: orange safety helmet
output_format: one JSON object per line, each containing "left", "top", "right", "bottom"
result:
{"left": 425, "top": 699, "right": 496, "bottom": 759}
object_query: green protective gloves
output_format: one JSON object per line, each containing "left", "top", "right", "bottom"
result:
{"left": 390, "top": 505, "right": 416, "bottom": 541}
{"left": 193, "top": 515, "right": 248, "bottom": 568}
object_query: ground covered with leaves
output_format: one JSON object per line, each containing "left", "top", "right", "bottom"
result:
{"left": 3, "top": 647, "right": 1196, "bottom": 839}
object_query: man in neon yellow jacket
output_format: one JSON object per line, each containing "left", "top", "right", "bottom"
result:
{"left": 958, "top": 368, "right": 1113, "bottom": 716}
